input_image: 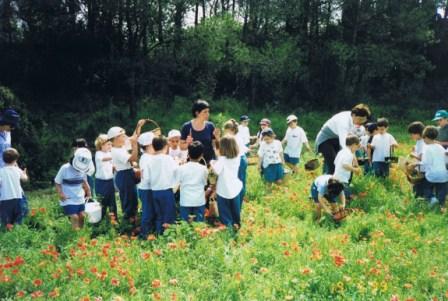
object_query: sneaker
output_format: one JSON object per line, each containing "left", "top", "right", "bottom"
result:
{"left": 430, "top": 197, "right": 439, "bottom": 206}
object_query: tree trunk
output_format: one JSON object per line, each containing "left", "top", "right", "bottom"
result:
{"left": 195, "top": 1, "right": 199, "bottom": 26}
{"left": 157, "top": 0, "right": 164, "bottom": 42}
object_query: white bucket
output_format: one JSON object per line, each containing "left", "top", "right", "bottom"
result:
{"left": 85, "top": 199, "right": 102, "bottom": 223}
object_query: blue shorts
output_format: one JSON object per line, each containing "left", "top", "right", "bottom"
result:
{"left": 310, "top": 183, "right": 337, "bottom": 204}
{"left": 263, "top": 163, "right": 284, "bottom": 183}
{"left": 62, "top": 204, "right": 85, "bottom": 216}
{"left": 284, "top": 154, "right": 299, "bottom": 165}
{"left": 0, "top": 199, "right": 21, "bottom": 226}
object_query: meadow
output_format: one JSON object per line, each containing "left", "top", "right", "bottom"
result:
{"left": 1, "top": 105, "right": 448, "bottom": 301}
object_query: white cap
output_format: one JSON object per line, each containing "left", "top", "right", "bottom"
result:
{"left": 107, "top": 126, "right": 125, "bottom": 140}
{"left": 168, "top": 129, "right": 181, "bottom": 139}
{"left": 138, "top": 131, "right": 155, "bottom": 146}
{"left": 286, "top": 115, "right": 298, "bottom": 123}
{"left": 72, "top": 148, "right": 92, "bottom": 173}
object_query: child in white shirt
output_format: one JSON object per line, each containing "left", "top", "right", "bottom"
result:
{"left": 177, "top": 141, "right": 208, "bottom": 222}
{"left": 421, "top": 126, "right": 448, "bottom": 206}
{"left": 282, "top": 115, "right": 311, "bottom": 174}
{"left": 359, "top": 123, "right": 378, "bottom": 174}
{"left": 407, "top": 121, "right": 426, "bottom": 198}
{"left": 55, "top": 148, "right": 92, "bottom": 230}
{"left": 211, "top": 135, "right": 243, "bottom": 229}
{"left": 237, "top": 115, "right": 251, "bottom": 146}
{"left": 0, "top": 148, "right": 28, "bottom": 228}
{"left": 370, "top": 118, "right": 398, "bottom": 178}
{"left": 147, "top": 136, "right": 178, "bottom": 234}
{"left": 168, "top": 129, "right": 188, "bottom": 164}
{"left": 94, "top": 134, "right": 117, "bottom": 221}
{"left": 310, "top": 175, "right": 346, "bottom": 221}
{"left": 258, "top": 128, "right": 284, "bottom": 186}
{"left": 334, "top": 135, "right": 362, "bottom": 198}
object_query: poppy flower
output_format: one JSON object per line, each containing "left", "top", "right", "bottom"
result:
{"left": 152, "top": 279, "right": 162, "bottom": 288}
{"left": 33, "top": 279, "right": 43, "bottom": 287}
{"left": 111, "top": 278, "right": 120, "bottom": 286}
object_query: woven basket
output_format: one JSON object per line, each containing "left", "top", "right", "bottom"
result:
{"left": 305, "top": 158, "right": 320, "bottom": 171}
{"left": 143, "top": 119, "right": 162, "bottom": 136}
{"left": 398, "top": 156, "right": 424, "bottom": 184}
{"left": 247, "top": 156, "right": 259, "bottom": 166}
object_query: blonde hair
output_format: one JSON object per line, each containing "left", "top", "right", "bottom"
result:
{"left": 219, "top": 135, "right": 239, "bottom": 159}
{"left": 95, "top": 134, "right": 109, "bottom": 151}
{"left": 223, "top": 119, "right": 239, "bottom": 134}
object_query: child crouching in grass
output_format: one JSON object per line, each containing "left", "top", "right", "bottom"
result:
{"left": 55, "top": 148, "right": 92, "bottom": 230}
{"left": 258, "top": 128, "right": 285, "bottom": 187}
{"left": 311, "top": 174, "right": 345, "bottom": 221}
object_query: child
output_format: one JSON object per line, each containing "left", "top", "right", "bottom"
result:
{"left": 407, "top": 121, "right": 426, "bottom": 198}
{"left": 421, "top": 126, "right": 448, "bottom": 206}
{"left": 255, "top": 118, "right": 271, "bottom": 144}
{"left": 334, "top": 135, "right": 362, "bottom": 198}
{"left": 310, "top": 174, "right": 346, "bottom": 221}
{"left": 223, "top": 119, "right": 249, "bottom": 203}
{"left": 360, "top": 123, "right": 378, "bottom": 174}
{"left": 237, "top": 115, "right": 251, "bottom": 147}
{"left": 108, "top": 120, "right": 145, "bottom": 223}
{"left": 147, "top": 136, "right": 178, "bottom": 234}
{"left": 282, "top": 114, "right": 311, "bottom": 174}
{"left": 72, "top": 138, "right": 96, "bottom": 195}
{"left": 369, "top": 118, "right": 398, "bottom": 178}
{"left": 0, "top": 148, "right": 28, "bottom": 228}
{"left": 137, "top": 132, "right": 155, "bottom": 238}
{"left": 177, "top": 141, "right": 208, "bottom": 222}
{"left": 168, "top": 129, "right": 188, "bottom": 164}
{"left": 210, "top": 135, "right": 243, "bottom": 229}
{"left": 258, "top": 128, "right": 284, "bottom": 186}
{"left": 55, "top": 148, "right": 92, "bottom": 230}
{"left": 94, "top": 134, "right": 117, "bottom": 222}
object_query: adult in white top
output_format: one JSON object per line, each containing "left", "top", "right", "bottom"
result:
{"left": 315, "top": 104, "right": 371, "bottom": 174}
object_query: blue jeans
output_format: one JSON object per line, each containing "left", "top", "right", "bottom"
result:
{"left": 17, "top": 193, "right": 29, "bottom": 224}
{"left": 152, "top": 189, "right": 176, "bottom": 234}
{"left": 423, "top": 179, "right": 447, "bottom": 205}
{"left": 95, "top": 178, "right": 117, "bottom": 218}
{"left": 180, "top": 205, "right": 205, "bottom": 222}
{"left": 372, "top": 162, "right": 390, "bottom": 178}
{"left": 217, "top": 194, "right": 241, "bottom": 228}
{"left": 87, "top": 175, "right": 95, "bottom": 197}
{"left": 139, "top": 189, "right": 155, "bottom": 238}
{"left": 115, "top": 169, "right": 138, "bottom": 220}
{"left": 238, "top": 155, "right": 248, "bottom": 204}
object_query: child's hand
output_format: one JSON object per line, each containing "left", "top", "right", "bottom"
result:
{"left": 353, "top": 166, "right": 362, "bottom": 174}
{"left": 137, "top": 119, "right": 146, "bottom": 128}
{"left": 213, "top": 128, "right": 221, "bottom": 139}
{"left": 128, "top": 134, "right": 138, "bottom": 145}
{"left": 59, "top": 193, "right": 68, "bottom": 201}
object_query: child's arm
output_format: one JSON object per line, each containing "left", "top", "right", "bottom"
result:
{"left": 128, "top": 134, "right": 139, "bottom": 163}
{"left": 82, "top": 179, "right": 92, "bottom": 199}
{"left": 55, "top": 183, "right": 68, "bottom": 201}
{"left": 133, "top": 119, "right": 147, "bottom": 137}
{"left": 367, "top": 144, "right": 373, "bottom": 163}
{"left": 280, "top": 151, "right": 285, "bottom": 165}
{"left": 318, "top": 196, "right": 333, "bottom": 215}
{"left": 20, "top": 168, "right": 29, "bottom": 181}
{"left": 339, "top": 191, "right": 346, "bottom": 209}
{"left": 342, "top": 162, "right": 361, "bottom": 174}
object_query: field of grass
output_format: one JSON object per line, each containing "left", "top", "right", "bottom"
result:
{"left": 1, "top": 107, "right": 448, "bottom": 300}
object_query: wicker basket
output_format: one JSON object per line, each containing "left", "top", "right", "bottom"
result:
{"left": 143, "top": 119, "right": 162, "bottom": 136}
{"left": 247, "top": 156, "right": 259, "bottom": 166}
{"left": 305, "top": 158, "right": 320, "bottom": 171}
{"left": 398, "top": 156, "right": 424, "bottom": 184}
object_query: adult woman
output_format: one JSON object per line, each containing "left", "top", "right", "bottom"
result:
{"left": 315, "top": 104, "right": 371, "bottom": 174}
{"left": 180, "top": 100, "right": 217, "bottom": 164}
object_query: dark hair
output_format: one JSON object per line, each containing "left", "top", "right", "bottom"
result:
{"left": 152, "top": 136, "right": 168, "bottom": 151}
{"left": 376, "top": 117, "right": 389, "bottom": 128}
{"left": 423, "top": 126, "right": 439, "bottom": 140}
{"left": 351, "top": 104, "right": 371, "bottom": 118}
{"left": 188, "top": 141, "right": 204, "bottom": 160}
{"left": 327, "top": 178, "right": 344, "bottom": 198}
{"left": 219, "top": 135, "right": 239, "bottom": 159}
{"left": 366, "top": 122, "right": 378, "bottom": 134}
{"left": 407, "top": 121, "right": 425, "bottom": 135}
{"left": 261, "top": 128, "right": 275, "bottom": 138}
{"left": 223, "top": 119, "right": 239, "bottom": 134}
{"left": 3, "top": 148, "right": 19, "bottom": 164}
{"left": 192, "top": 99, "right": 210, "bottom": 117}
{"left": 346, "top": 135, "right": 360, "bottom": 146}
{"left": 72, "top": 138, "right": 88, "bottom": 148}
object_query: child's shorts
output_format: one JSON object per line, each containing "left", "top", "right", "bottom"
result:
{"left": 62, "top": 204, "right": 85, "bottom": 216}
{"left": 284, "top": 154, "right": 299, "bottom": 165}
{"left": 0, "top": 199, "right": 21, "bottom": 225}
{"left": 263, "top": 163, "right": 284, "bottom": 182}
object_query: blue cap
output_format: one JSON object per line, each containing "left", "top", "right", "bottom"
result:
{"left": 261, "top": 127, "right": 274, "bottom": 137}
{"left": 240, "top": 115, "right": 250, "bottom": 122}
{"left": 0, "top": 109, "right": 20, "bottom": 128}
{"left": 432, "top": 110, "right": 448, "bottom": 121}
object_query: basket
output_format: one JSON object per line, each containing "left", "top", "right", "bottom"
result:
{"left": 144, "top": 119, "right": 162, "bottom": 136}
{"left": 247, "top": 156, "right": 259, "bottom": 166}
{"left": 305, "top": 158, "right": 320, "bottom": 171}
{"left": 85, "top": 198, "right": 102, "bottom": 223}
{"left": 398, "top": 156, "right": 424, "bottom": 184}
{"left": 332, "top": 208, "right": 352, "bottom": 222}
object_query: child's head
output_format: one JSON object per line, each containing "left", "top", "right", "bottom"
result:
{"left": 72, "top": 138, "right": 88, "bottom": 149}
{"left": 432, "top": 110, "right": 448, "bottom": 128}
{"left": 376, "top": 118, "right": 389, "bottom": 134}
{"left": 422, "top": 126, "right": 438, "bottom": 143}
{"left": 286, "top": 115, "right": 298, "bottom": 127}
{"left": 95, "top": 134, "right": 111, "bottom": 152}
{"left": 261, "top": 128, "right": 275, "bottom": 143}
{"left": 188, "top": 141, "right": 204, "bottom": 161}
{"left": 240, "top": 115, "right": 250, "bottom": 126}
{"left": 327, "top": 178, "right": 344, "bottom": 199}
{"left": 219, "top": 135, "right": 239, "bottom": 159}
{"left": 366, "top": 122, "right": 378, "bottom": 135}
{"left": 107, "top": 127, "right": 127, "bottom": 147}
{"left": 407, "top": 121, "right": 425, "bottom": 141}
{"left": 152, "top": 136, "right": 168, "bottom": 153}
{"left": 168, "top": 129, "right": 181, "bottom": 149}
{"left": 351, "top": 104, "right": 371, "bottom": 125}
{"left": 3, "top": 148, "right": 19, "bottom": 164}
{"left": 138, "top": 132, "right": 154, "bottom": 152}
{"left": 259, "top": 118, "right": 271, "bottom": 130}
{"left": 70, "top": 148, "right": 92, "bottom": 173}
{"left": 223, "top": 119, "right": 239, "bottom": 135}
{"left": 0, "top": 109, "right": 20, "bottom": 132}
{"left": 346, "top": 135, "right": 360, "bottom": 152}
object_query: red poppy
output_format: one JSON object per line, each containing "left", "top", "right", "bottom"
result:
{"left": 31, "top": 291, "right": 44, "bottom": 299}
{"left": 152, "top": 279, "right": 162, "bottom": 288}
{"left": 16, "top": 291, "right": 26, "bottom": 298}
{"left": 33, "top": 279, "right": 43, "bottom": 287}
{"left": 111, "top": 278, "right": 120, "bottom": 286}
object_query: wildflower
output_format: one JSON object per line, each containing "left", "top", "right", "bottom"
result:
{"left": 259, "top": 267, "right": 269, "bottom": 273}
{"left": 33, "top": 279, "right": 43, "bottom": 287}
{"left": 111, "top": 278, "right": 120, "bottom": 286}
{"left": 30, "top": 291, "right": 44, "bottom": 299}
{"left": 16, "top": 291, "right": 26, "bottom": 298}
{"left": 48, "top": 289, "right": 60, "bottom": 298}
{"left": 152, "top": 279, "right": 162, "bottom": 288}
{"left": 403, "top": 283, "right": 413, "bottom": 289}
{"left": 301, "top": 267, "right": 312, "bottom": 275}
{"left": 169, "top": 278, "right": 178, "bottom": 286}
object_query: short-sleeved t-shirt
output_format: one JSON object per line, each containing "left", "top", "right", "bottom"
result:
{"left": 371, "top": 133, "right": 398, "bottom": 162}
{"left": 111, "top": 147, "right": 132, "bottom": 171}
{"left": 258, "top": 140, "right": 283, "bottom": 168}
{"left": 0, "top": 131, "right": 11, "bottom": 168}
{"left": 422, "top": 144, "right": 448, "bottom": 183}
{"left": 0, "top": 165, "right": 24, "bottom": 201}
{"left": 95, "top": 151, "right": 114, "bottom": 180}
{"left": 54, "top": 163, "right": 87, "bottom": 206}
{"left": 437, "top": 125, "right": 448, "bottom": 146}
{"left": 211, "top": 156, "right": 242, "bottom": 199}
{"left": 138, "top": 153, "right": 153, "bottom": 190}
{"left": 334, "top": 147, "right": 354, "bottom": 184}
{"left": 148, "top": 154, "right": 178, "bottom": 191}
{"left": 284, "top": 126, "right": 308, "bottom": 158}
{"left": 177, "top": 161, "right": 208, "bottom": 207}
{"left": 180, "top": 121, "right": 215, "bottom": 163}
